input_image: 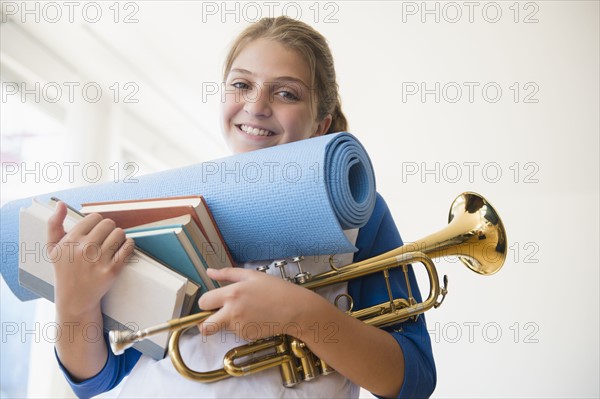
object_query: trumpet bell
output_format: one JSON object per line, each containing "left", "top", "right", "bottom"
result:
{"left": 447, "top": 192, "right": 507, "bottom": 275}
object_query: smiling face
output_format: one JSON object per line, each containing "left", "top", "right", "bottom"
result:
{"left": 221, "top": 38, "right": 332, "bottom": 154}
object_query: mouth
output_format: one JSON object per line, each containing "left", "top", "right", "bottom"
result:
{"left": 236, "top": 124, "right": 276, "bottom": 137}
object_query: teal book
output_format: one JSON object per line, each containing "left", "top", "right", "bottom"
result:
{"left": 126, "top": 223, "right": 217, "bottom": 293}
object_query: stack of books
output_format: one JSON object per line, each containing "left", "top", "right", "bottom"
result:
{"left": 19, "top": 195, "right": 234, "bottom": 359}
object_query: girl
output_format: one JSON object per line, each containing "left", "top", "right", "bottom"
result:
{"left": 48, "top": 17, "right": 436, "bottom": 399}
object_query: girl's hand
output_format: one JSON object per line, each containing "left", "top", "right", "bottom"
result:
{"left": 47, "top": 202, "right": 134, "bottom": 319}
{"left": 199, "top": 267, "right": 405, "bottom": 399}
{"left": 197, "top": 267, "right": 317, "bottom": 341}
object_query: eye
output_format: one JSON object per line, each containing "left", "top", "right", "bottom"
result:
{"left": 231, "top": 81, "right": 250, "bottom": 90}
{"left": 277, "top": 90, "right": 299, "bottom": 101}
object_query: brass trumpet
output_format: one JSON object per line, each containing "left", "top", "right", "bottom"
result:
{"left": 109, "top": 192, "right": 507, "bottom": 386}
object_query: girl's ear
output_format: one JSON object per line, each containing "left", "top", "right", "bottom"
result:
{"left": 312, "top": 114, "right": 332, "bottom": 137}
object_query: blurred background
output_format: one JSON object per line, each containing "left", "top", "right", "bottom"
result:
{"left": 1, "top": 1, "right": 598, "bottom": 398}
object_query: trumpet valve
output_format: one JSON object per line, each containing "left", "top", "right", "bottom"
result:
{"left": 256, "top": 265, "right": 270, "bottom": 273}
{"left": 274, "top": 260, "right": 293, "bottom": 282}
{"left": 276, "top": 336, "right": 301, "bottom": 387}
{"left": 318, "top": 359, "right": 336, "bottom": 376}
{"left": 290, "top": 256, "right": 312, "bottom": 284}
{"left": 294, "top": 272, "right": 312, "bottom": 284}
{"left": 290, "top": 339, "right": 320, "bottom": 381}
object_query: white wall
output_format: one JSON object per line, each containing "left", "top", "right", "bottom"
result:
{"left": 1, "top": 1, "right": 598, "bottom": 398}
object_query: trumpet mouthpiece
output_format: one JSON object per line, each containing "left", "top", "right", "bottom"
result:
{"left": 109, "top": 329, "right": 137, "bottom": 355}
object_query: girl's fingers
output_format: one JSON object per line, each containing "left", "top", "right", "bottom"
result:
{"left": 110, "top": 238, "right": 135, "bottom": 272}
{"left": 47, "top": 201, "right": 67, "bottom": 244}
{"left": 67, "top": 213, "right": 104, "bottom": 238}
{"left": 100, "top": 227, "right": 127, "bottom": 262}
{"left": 87, "top": 218, "right": 118, "bottom": 244}
{"left": 197, "top": 287, "right": 226, "bottom": 311}
{"left": 206, "top": 267, "right": 254, "bottom": 284}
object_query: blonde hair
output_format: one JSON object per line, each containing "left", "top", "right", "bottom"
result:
{"left": 222, "top": 16, "right": 348, "bottom": 134}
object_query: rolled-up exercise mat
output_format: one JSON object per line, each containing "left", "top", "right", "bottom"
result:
{"left": 1, "top": 132, "right": 376, "bottom": 301}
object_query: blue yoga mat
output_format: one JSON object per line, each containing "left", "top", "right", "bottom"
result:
{"left": 1, "top": 132, "right": 376, "bottom": 301}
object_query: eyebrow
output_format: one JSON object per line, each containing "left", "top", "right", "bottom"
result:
{"left": 228, "top": 68, "right": 310, "bottom": 89}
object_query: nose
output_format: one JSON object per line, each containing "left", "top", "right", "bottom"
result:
{"left": 243, "top": 85, "right": 272, "bottom": 118}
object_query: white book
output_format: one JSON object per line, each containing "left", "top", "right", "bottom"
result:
{"left": 18, "top": 198, "right": 193, "bottom": 360}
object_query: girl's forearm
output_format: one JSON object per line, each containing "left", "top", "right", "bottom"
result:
{"left": 296, "top": 293, "right": 404, "bottom": 399}
{"left": 199, "top": 267, "right": 405, "bottom": 397}
{"left": 55, "top": 304, "right": 108, "bottom": 381}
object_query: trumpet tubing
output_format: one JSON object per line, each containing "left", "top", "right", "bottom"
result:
{"left": 109, "top": 192, "right": 507, "bottom": 386}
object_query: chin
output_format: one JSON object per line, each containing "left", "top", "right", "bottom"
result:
{"left": 228, "top": 141, "right": 266, "bottom": 154}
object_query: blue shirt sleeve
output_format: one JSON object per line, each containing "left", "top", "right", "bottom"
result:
{"left": 349, "top": 193, "right": 437, "bottom": 399}
{"left": 55, "top": 334, "right": 141, "bottom": 399}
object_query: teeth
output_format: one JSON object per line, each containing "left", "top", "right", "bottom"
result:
{"left": 240, "top": 124, "right": 273, "bottom": 136}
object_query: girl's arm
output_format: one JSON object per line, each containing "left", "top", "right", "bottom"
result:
{"left": 297, "top": 288, "right": 406, "bottom": 398}
{"left": 48, "top": 202, "right": 134, "bottom": 380}
{"left": 198, "top": 194, "right": 435, "bottom": 399}
{"left": 199, "top": 268, "right": 405, "bottom": 399}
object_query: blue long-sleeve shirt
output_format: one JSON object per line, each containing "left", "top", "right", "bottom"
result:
{"left": 58, "top": 193, "right": 436, "bottom": 398}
